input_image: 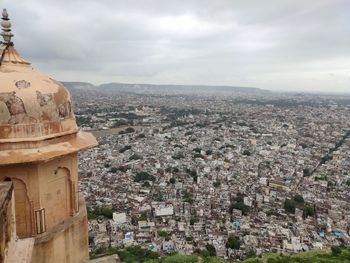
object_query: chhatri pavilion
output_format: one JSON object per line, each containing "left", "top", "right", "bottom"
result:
{"left": 0, "top": 8, "right": 97, "bottom": 263}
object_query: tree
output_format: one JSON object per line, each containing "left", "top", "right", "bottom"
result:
{"left": 158, "top": 230, "right": 169, "bottom": 239}
{"left": 230, "top": 193, "right": 250, "bottom": 215}
{"left": 129, "top": 154, "right": 142, "bottom": 160}
{"left": 142, "top": 181, "right": 151, "bottom": 187}
{"left": 100, "top": 207, "right": 113, "bottom": 219}
{"left": 154, "top": 192, "right": 164, "bottom": 201}
{"left": 226, "top": 236, "right": 240, "bottom": 249}
{"left": 193, "top": 153, "right": 204, "bottom": 159}
{"left": 169, "top": 178, "right": 176, "bottom": 184}
{"left": 203, "top": 257, "right": 226, "bottom": 263}
{"left": 126, "top": 127, "right": 135, "bottom": 133}
{"left": 117, "top": 246, "right": 159, "bottom": 262}
{"left": 172, "top": 152, "right": 184, "bottom": 160}
{"left": 109, "top": 167, "right": 118, "bottom": 173}
{"left": 331, "top": 246, "right": 342, "bottom": 256}
{"left": 302, "top": 205, "right": 315, "bottom": 217}
{"left": 88, "top": 235, "right": 94, "bottom": 245}
{"left": 242, "top": 150, "right": 251, "bottom": 156}
{"left": 87, "top": 207, "right": 113, "bottom": 219}
{"left": 292, "top": 195, "right": 304, "bottom": 204}
{"left": 284, "top": 199, "right": 296, "bottom": 213}
{"left": 162, "top": 254, "right": 197, "bottom": 263}
{"left": 183, "top": 191, "right": 194, "bottom": 204}
{"left": 205, "top": 244, "right": 216, "bottom": 256}
{"left": 190, "top": 216, "right": 198, "bottom": 225}
{"left": 111, "top": 119, "right": 128, "bottom": 128}
{"left": 284, "top": 195, "right": 314, "bottom": 218}
{"left": 303, "top": 168, "right": 311, "bottom": 177}
{"left": 346, "top": 179, "right": 350, "bottom": 186}
{"left": 137, "top": 212, "right": 147, "bottom": 222}
{"left": 185, "top": 236, "right": 193, "bottom": 242}
{"left": 231, "top": 202, "right": 250, "bottom": 215}
{"left": 246, "top": 248, "right": 257, "bottom": 258}
{"left": 193, "top": 147, "right": 201, "bottom": 153}
{"left": 213, "top": 180, "right": 221, "bottom": 188}
{"left": 300, "top": 143, "right": 307, "bottom": 149}
{"left": 196, "top": 249, "right": 210, "bottom": 258}
{"left": 134, "top": 172, "right": 155, "bottom": 182}
{"left": 234, "top": 193, "right": 244, "bottom": 203}
{"left": 119, "top": 145, "right": 131, "bottom": 153}
{"left": 138, "top": 133, "right": 146, "bottom": 138}
{"left": 188, "top": 170, "right": 198, "bottom": 182}
{"left": 118, "top": 165, "right": 128, "bottom": 172}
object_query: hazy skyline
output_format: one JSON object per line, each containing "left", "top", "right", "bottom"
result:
{"left": 3, "top": 0, "right": 350, "bottom": 93}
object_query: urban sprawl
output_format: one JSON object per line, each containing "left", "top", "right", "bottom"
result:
{"left": 73, "top": 88, "right": 350, "bottom": 261}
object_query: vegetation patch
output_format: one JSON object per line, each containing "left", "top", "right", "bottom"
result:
{"left": 87, "top": 206, "right": 113, "bottom": 219}
{"left": 134, "top": 172, "right": 156, "bottom": 182}
{"left": 283, "top": 195, "right": 315, "bottom": 217}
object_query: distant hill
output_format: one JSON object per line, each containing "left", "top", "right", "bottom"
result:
{"left": 61, "top": 81, "right": 269, "bottom": 96}
{"left": 98, "top": 82, "right": 268, "bottom": 95}
{"left": 61, "top": 82, "right": 96, "bottom": 91}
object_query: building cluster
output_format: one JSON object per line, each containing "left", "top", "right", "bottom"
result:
{"left": 76, "top": 92, "right": 350, "bottom": 260}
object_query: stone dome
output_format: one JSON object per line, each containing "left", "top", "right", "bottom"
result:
{"left": 0, "top": 9, "right": 97, "bottom": 166}
{"left": 0, "top": 45, "right": 78, "bottom": 142}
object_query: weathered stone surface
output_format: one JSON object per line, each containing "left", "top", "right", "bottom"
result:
{"left": 0, "top": 45, "right": 78, "bottom": 142}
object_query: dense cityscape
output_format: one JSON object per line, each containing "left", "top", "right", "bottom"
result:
{"left": 0, "top": 1, "right": 349, "bottom": 262}
{"left": 70, "top": 85, "right": 350, "bottom": 261}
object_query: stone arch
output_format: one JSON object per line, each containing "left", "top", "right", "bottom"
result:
{"left": 4, "top": 177, "right": 33, "bottom": 238}
{"left": 56, "top": 166, "right": 77, "bottom": 214}
{"left": 44, "top": 167, "right": 73, "bottom": 229}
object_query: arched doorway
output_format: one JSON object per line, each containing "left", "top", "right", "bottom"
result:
{"left": 10, "top": 178, "right": 33, "bottom": 238}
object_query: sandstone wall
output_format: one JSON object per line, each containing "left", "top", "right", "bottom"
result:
{"left": 31, "top": 197, "right": 89, "bottom": 263}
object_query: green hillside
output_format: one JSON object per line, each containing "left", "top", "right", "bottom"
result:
{"left": 242, "top": 247, "right": 350, "bottom": 263}
{"left": 144, "top": 246, "right": 350, "bottom": 263}
{"left": 92, "top": 246, "right": 350, "bottom": 262}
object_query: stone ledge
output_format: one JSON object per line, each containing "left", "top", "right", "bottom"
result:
{"left": 0, "top": 131, "right": 97, "bottom": 166}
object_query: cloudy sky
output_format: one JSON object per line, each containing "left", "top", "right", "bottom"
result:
{"left": 2, "top": 0, "right": 350, "bottom": 92}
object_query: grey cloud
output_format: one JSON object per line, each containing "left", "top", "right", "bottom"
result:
{"left": 2, "top": 0, "right": 349, "bottom": 92}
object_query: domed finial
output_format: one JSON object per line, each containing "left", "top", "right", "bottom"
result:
{"left": 1, "top": 8, "right": 14, "bottom": 45}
